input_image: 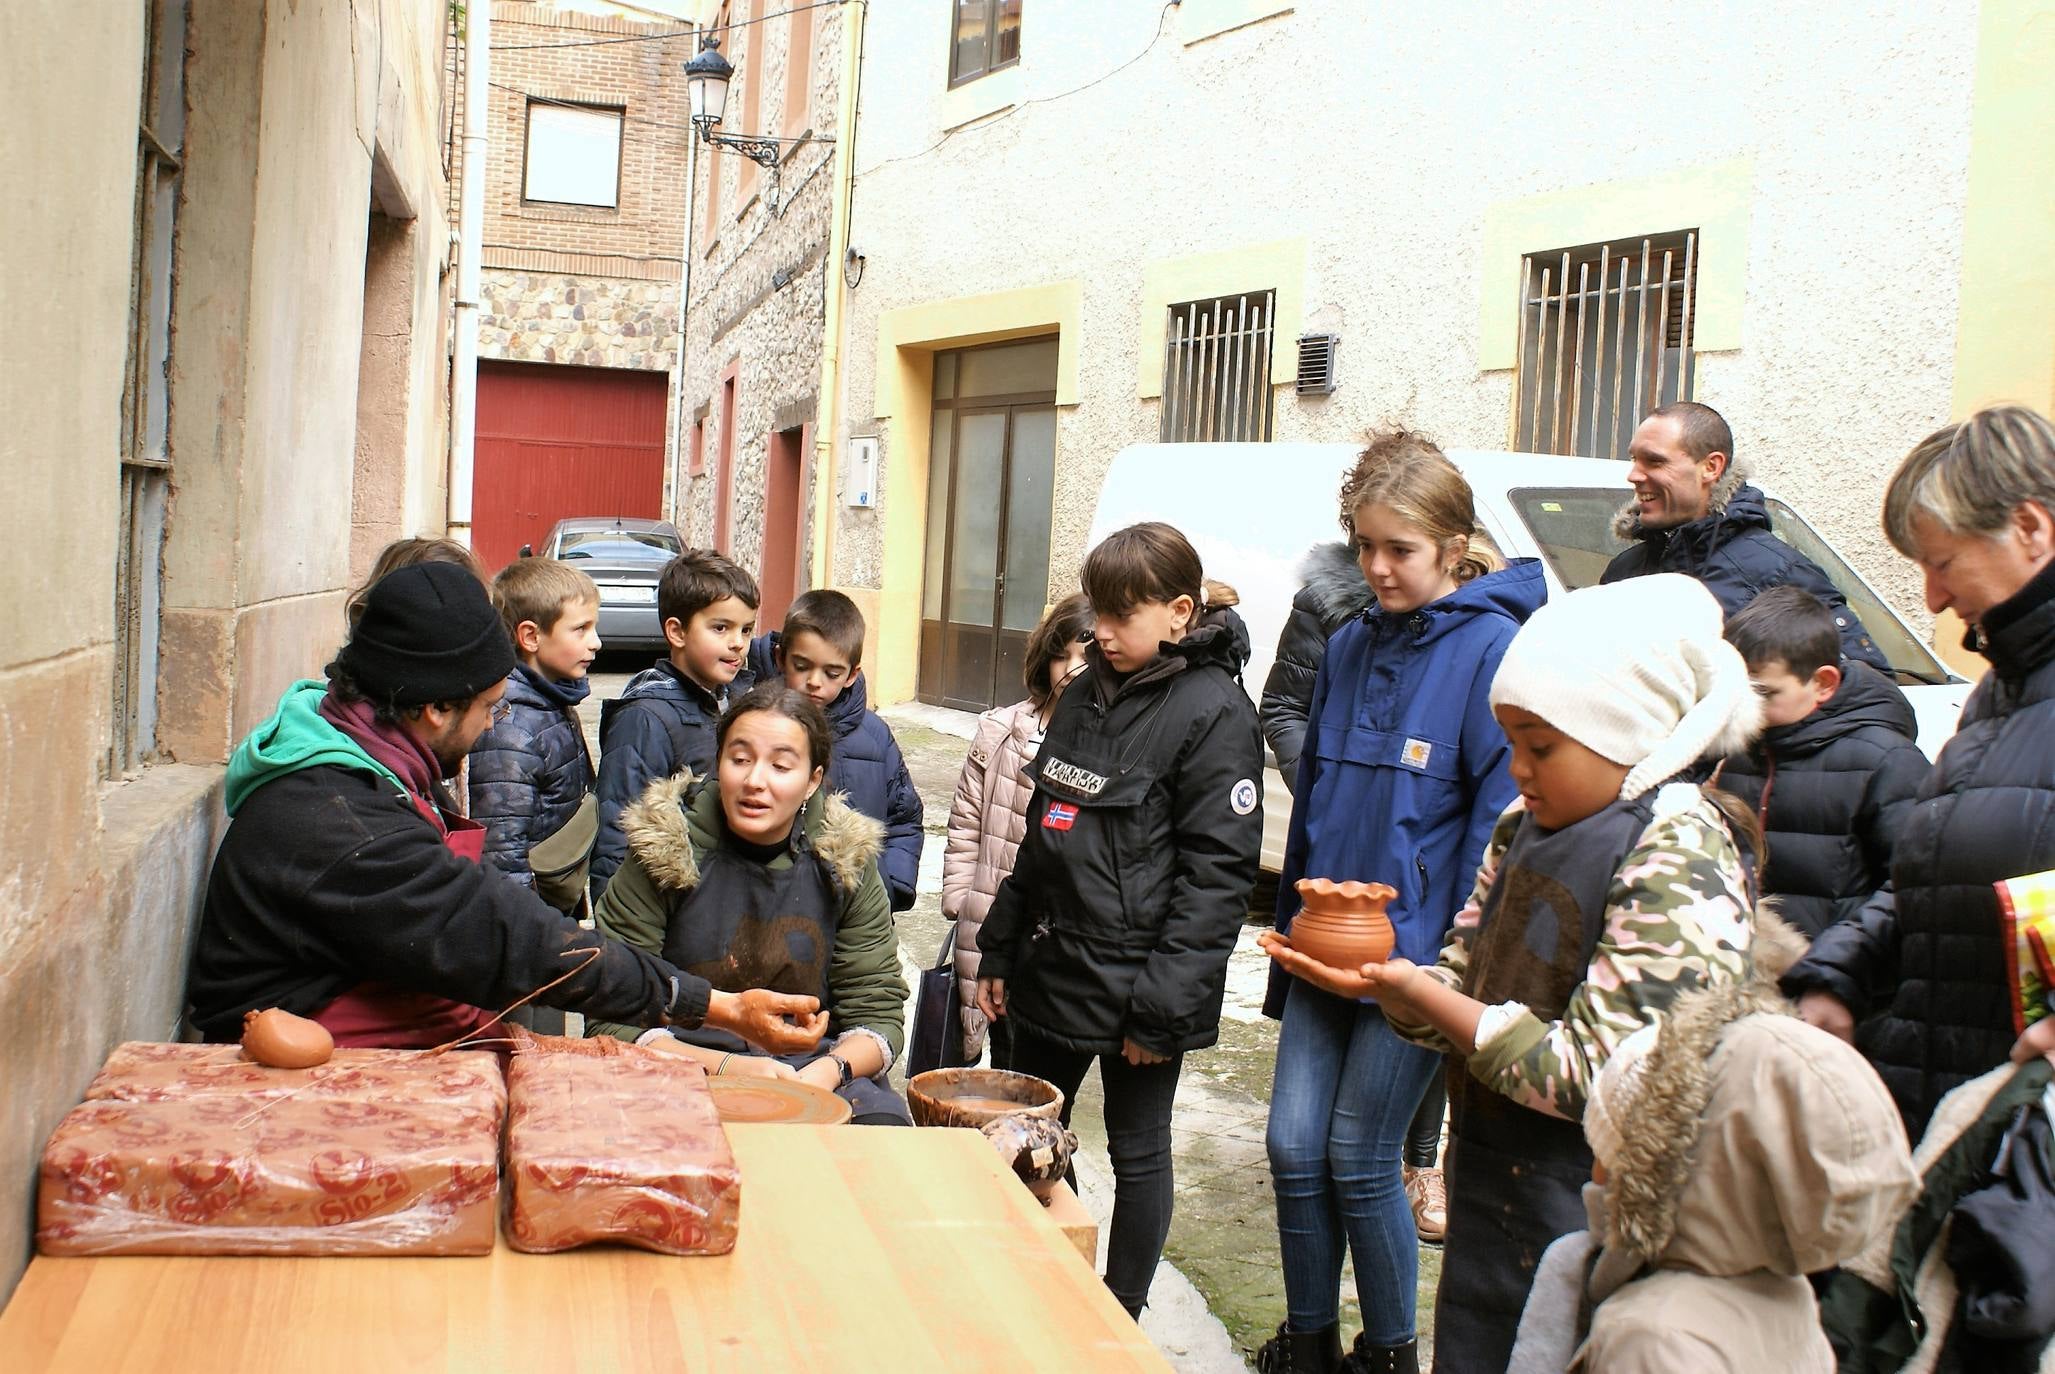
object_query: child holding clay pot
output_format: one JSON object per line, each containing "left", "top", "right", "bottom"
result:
{"left": 1266, "top": 574, "right": 1768, "bottom": 1374}
{"left": 976, "top": 522, "right": 1264, "bottom": 1321}
{"left": 1253, "top": 431, "right": 1545, "bottom": 1374}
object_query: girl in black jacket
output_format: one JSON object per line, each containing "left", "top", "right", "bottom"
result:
{"left": 977, "top": 522, "right": 1265, "bottom": 1318}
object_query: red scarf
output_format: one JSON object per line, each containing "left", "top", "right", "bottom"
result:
{"left": 311, "top": 692, "right": 498, "bottom": 1048}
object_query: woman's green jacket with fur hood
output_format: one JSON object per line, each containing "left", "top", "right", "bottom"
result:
{"left": 586, "top": 775, "right": 907, "bottom": 1058}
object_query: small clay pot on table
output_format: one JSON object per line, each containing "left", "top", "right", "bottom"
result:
{"left": 1287, "top": 878, "right": 1397, "bottom": 967}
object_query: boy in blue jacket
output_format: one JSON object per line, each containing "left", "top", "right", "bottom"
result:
{"left": 590, "top": 550, "right": 758, "bottom": 900}
{"left": 470, "top": 557, "right": 601, "bottom": 909}
{"left": 749, "top": 589, "right": 924, "bottom": 911}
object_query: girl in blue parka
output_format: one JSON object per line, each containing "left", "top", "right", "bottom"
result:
{"left": 1257, "top": 431, "right": 1546, "bottom": 1374}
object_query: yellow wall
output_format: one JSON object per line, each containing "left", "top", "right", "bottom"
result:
{"left": 1137, "top": 239, "right": 1305, "bottom": 399}
{"left": 869, "top": 281, "right": 1083, "bottom": 703}
{"left": 1934, "top": 0, "right": 2055, "bottom": 677}
{"left": 1478, "top": 158, "right": 1753, "bottom": 374}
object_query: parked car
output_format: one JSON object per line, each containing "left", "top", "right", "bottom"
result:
{"left": 1086, "top": 443, "right": 1970, "bottom": 870}
{"left": 522, "top": 517, "right": 683, "bottom": 653}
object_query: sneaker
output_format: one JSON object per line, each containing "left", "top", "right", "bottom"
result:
{"left": 1402, "top": 1164, "right": 1446, "bottom": 1245}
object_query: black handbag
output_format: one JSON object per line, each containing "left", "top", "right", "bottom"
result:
{"left": 904, "top": 925, "right": 964, "bottom": 1080}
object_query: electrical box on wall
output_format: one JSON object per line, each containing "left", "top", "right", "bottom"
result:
{"left": 845, "top": 436, "right": 879, "bottom": 508}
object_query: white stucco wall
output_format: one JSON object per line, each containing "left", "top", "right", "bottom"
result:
{"left": 837, "top": 0, "right": 1980, "bottom": 629}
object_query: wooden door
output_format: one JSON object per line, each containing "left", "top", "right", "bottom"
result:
{"left": 472, "top": 361, "right": 666, "bottom": 571}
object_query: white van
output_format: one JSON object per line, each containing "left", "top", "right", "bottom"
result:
{"left": 1085, "top": 442, "right": 1970, "bottom": 869}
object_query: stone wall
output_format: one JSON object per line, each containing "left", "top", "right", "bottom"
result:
{"left": 481, "top": 269, "right": 679, "bottom": 372}
{"left": 0, "top": 0, "right": 453, "bottom": 1308}
{"left": 675, "top": 1, "right": 842, "bottom": 584}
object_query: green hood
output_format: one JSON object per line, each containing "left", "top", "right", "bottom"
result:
{"left": 224, "top": 680, "right": 410, "bottom": 816}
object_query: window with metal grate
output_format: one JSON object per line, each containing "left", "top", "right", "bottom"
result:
{"left": 1513, "top": 230, "right": 1697, "bottom": 460}
{"left": 1161, "top": 290, "right": 1276, "bottom": 443}
{"left": 112, "top": 0, "right": 186, "bottom": 776}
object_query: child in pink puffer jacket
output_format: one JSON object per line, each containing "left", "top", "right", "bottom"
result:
{"left": 941, "top": 595, "right": 1091, "bottom": 1063}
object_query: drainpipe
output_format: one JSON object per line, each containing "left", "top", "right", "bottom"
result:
{"left": 810, "top": 0, "right": 866, "bottom": 588}
{"left": 665, "top": 30, "right": 701, "bottom": 536}
{"left": 448, "top": 0, "right": 491, "bottom": 546}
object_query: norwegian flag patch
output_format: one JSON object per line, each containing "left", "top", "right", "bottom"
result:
{"left": 1043, "top": 802, "right": 1079, "bottom": 832}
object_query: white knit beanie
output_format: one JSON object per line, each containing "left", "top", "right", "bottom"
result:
{"left": 1583, "top": 1024, "right": 1659, "bottom": 1171}
{"left": 1489, "top": 575, "right": 1761, "bottom": 800}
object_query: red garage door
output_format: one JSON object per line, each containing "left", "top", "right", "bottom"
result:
{"left": 473, "top": 361, "right": 668, "bottom": 572}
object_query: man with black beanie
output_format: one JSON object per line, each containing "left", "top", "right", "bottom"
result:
{"left": 187, "top": 562, "right": 825, "bottom": 1052}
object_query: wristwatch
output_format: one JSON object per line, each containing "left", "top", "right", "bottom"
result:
{"left": 827, "top": 1051, "right": 853, "bottom": 1088}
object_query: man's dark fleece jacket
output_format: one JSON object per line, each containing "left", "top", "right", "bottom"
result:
{"left": 1601, "top": 483, "right": 1890, "bottom": 671}
{"left": 186, "top": 680, "right": 706, "bottom": 1041}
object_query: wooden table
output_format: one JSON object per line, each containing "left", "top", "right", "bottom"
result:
{"left": 0, "top": 1124, "right": 1169, "bottom": 1373}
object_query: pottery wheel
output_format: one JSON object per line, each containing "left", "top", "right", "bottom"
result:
{"left": 707, "top": 1076, "right": 853, "bottom": 1125}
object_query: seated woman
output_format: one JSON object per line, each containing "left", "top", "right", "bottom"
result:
{"left": 586, "top": 683, "right": 912, "bottom": 1124}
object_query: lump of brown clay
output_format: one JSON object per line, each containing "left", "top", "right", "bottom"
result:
{"left": 240, "top": 1008, "right": 334, "bottom": 1069}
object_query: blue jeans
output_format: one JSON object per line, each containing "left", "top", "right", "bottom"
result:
{"left": 1266, "top": 980, "right": 1442, "bottom": 1343}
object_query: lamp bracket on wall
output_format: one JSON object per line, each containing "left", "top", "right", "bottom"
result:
{"left": 685, "top": 33, "right": 787, "bottom": 215}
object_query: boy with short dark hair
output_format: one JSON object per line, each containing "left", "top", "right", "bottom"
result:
{"left": 748, "top": 589, "right": 924, "bottom": 911}
{"left": 470, "top": 558, "right": 603, "bottom": 909}
{"left": 590, "top": 550, "right": 759, "bottom": 898}
{"left": 1716, "top": 586, "right": 1930, "bottom": 939}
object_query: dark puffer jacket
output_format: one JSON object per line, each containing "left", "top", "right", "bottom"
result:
{"left": 1782, "top": 562, "right": 2055, "bottom": 1137}
{"left": 468, "top": 666, "right": 594, "bottom": 896}
{"left": 1259, "top": 541, "right": 1375, "bottom": 793}
{"left": 1602, "top": 484, "right": 1888, "bottom": 670}
{"left": 978, "top": 610, "right": 1265, "bottom": 1056}
{"left": 1714, "top": 659, "right": 1928, "bottom": 939}
{"left": 748, "top": 633, "right": 925, "bottom": 911}
{"left": 590, "top": 658, "right": 749, "bottom": 900}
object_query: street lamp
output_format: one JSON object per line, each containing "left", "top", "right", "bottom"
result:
{"left": 685, "top": 33, "right": 786, "bottom": 213}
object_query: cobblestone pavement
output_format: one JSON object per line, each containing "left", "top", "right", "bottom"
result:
{"left": 577, "top": 667, "right": 1438, "bottom": 1368}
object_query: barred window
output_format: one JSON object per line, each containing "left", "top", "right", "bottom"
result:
{"left": 113, "top": 0, "right": 185, "bottom": 775}
{"left": 1160, "top": 290, "right": 1275, "bottom": 443}
{"left": 1514, "top": 230, "right": 1697, "bottom": 458}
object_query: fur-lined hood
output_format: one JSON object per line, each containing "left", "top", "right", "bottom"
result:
{"left": 1293, "top": 540, "right": 1376, "bottom": 637}
{"left": 1610, "top": 459, "right": 1753, "bottom": 543}
{"left": 1593, "top": 909, "right": 1916, "bottom": 1295}
{"left": 620, "top": 772, "right": 885, "bottom": 895}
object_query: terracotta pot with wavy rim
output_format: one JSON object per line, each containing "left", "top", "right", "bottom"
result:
{"left": 1289, "top": 878, "right": 1398, "bottom": 967}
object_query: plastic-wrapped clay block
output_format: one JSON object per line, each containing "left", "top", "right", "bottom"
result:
{"left": 38, "top": 1043, "right": 503, "bottom": 1257}
{"left": 503, "top": 1033, "right": 740, "bottom": 1255}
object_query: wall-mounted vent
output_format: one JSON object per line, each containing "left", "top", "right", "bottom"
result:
{"left": 1296, "top": 333, "right": 1338, "bottom": 395}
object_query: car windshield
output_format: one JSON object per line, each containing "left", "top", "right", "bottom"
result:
{"left": 556, "top": 529, "right": 679, "bottom": 561}
{"left": 1507, "top": 487, "right": 1954, "bottom": 686}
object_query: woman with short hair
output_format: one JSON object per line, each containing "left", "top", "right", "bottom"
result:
{"left": 1783, "top": 404, "right": 2055, "bottom": 1137}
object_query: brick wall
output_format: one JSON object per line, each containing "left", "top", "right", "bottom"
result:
{"left": 484, "top": 1, "right": 693, "bottom": 267}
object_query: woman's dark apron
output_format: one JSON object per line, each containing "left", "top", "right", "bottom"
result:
{"left": 661, "top": 842, "right": 908, "bottom": 1123}
{"left": 1433, "top": 791, "right": 1655, "bottom": 1374}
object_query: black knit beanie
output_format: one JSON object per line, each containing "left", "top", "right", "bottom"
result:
{"left": 339, "top": 562, "right": 515, "bottom": 707}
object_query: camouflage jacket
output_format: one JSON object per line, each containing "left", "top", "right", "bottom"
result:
{"left": 1393, "top": 783, "right": 1755, "bottom": 1120}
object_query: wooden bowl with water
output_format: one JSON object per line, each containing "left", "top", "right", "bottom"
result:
{"left": 906, "top": 1067, "right": 1065, "bottom": 1129}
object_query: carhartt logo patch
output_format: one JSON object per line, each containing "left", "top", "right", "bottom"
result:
{"left": 1040, "top": 756, "right": 1109, "bottom": 796}
{"left": 1043, "top": 802, "right": 1079, "bottom": 832}
{"left": 1230, "top": 779, "right": 1259, "bottom": 816}
{"left": 1401, "top": 739, "right": 1433, "bottom": 770}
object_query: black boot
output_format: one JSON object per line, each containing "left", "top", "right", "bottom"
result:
{"left": 1340, "top": 1334, "right": 1419, "bottom": 1374}
{"left": 1255, "top": 1322, "right": 1344, "bottom": 1374}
